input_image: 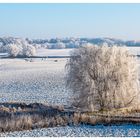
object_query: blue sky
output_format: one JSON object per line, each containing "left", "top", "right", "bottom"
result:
{"left": 0, "top": 4, "right": 140, "bottom": 40}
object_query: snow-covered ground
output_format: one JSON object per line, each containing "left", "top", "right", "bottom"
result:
{"left": 1, "top": 47, "right": 140, "bottom": 136}
{"left": 1, "top": 124, "right": 140, "bottom": 137}
{"left": 126, "top": 46, "right": 140, "bottom": 55}
{"left": 0, "top": 58, "right": 71, "bottom": 105}
{"left": 36, "top": 47, "right": 140, "bottom": 56}
{"left": 36, "top": 48, "right": 73, "bottom": 56}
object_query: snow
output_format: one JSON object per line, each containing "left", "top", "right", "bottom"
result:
{"left": 36, "top": 47, "right": 140, "bottom": 56}
{"left": 0, "top": 58, "right": 71, "bottom": 105}
{"left": 1, "top": 124, "right": 140, "bottom": 137}
{"left": 0, "top": 52, "right": 8, "bottom": 57}
{"left": 126, "top": 47, "right": 140, "bottom": 55}
{"left": 36, "top": 47, "right": 140, "bottom": 57}
{"left": 36, "top": 48, "right": 73, "bottom": 56}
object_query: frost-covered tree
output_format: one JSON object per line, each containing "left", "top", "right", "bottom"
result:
{"left": 22, "top": 45, "right": 36, "bottom": 57}
{"left": 0, "top": 42, "right": 5, "bottom": 52}
{"left": 6, "top": 44, "right": 21, "bottom": 57}
{"left": 54, "top": 42, "right": 66, "bottom": 49}
{"left": 51, "top": 42, "right": 66, "bottom": 49}
{"left": 66, "top": 45, "right": 139, "bottom": 112}
{"left": 3, "top": 41, "right": 36, "bottom": 57}
{"left": 0, "top": 42, "right": 3, "bottom": 47}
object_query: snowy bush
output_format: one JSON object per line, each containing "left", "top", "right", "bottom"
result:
{"left": 66, "top": 45, "right": 139, "bottom": 112}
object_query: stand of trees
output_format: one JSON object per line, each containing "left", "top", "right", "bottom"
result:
{"left": 5, "top": 44, "right": 36, "bottom": 57}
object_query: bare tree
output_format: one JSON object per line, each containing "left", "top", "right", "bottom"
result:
{"left": 66, "top": 45, "right": 139, "bottom": 112}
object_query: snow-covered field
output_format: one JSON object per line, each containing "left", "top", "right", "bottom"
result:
{"left": 1, "top": 48, "right": 140, "bottom": 137}
{"left": 126, "top": 46, "right": 140, "bottom": 55}
{"left": 0, "top": 58, "right": 71, "bottom": 105}
{"left": 37, "top": 47, "right": 140, "bottom": 56}
{"left": 36, "top": 48, "right": 73, "bottom": 56}
{"left": 1, "top": 124, "right": 140, "bottom": 137}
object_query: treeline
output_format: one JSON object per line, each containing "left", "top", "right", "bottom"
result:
{"left": 0, "top": 37, "right": 140, "bottom": 57}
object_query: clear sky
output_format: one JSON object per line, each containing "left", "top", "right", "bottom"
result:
{"left": 0, "top": 3, "right": 140, "bottom": 40}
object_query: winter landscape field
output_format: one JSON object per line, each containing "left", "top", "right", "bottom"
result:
{"left": 1, "top": 47, "right": 140, "bottom": 137}
{"left": 1, "top": 3, "right": 140, "bottom": 137}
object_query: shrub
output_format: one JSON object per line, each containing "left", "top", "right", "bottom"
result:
{"left": 66, "top": 45, "right": 139, "bottom": 112}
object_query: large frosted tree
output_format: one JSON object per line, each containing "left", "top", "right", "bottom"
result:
{"left": 66, "top": 45, "right": 139, "bottom": 111}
